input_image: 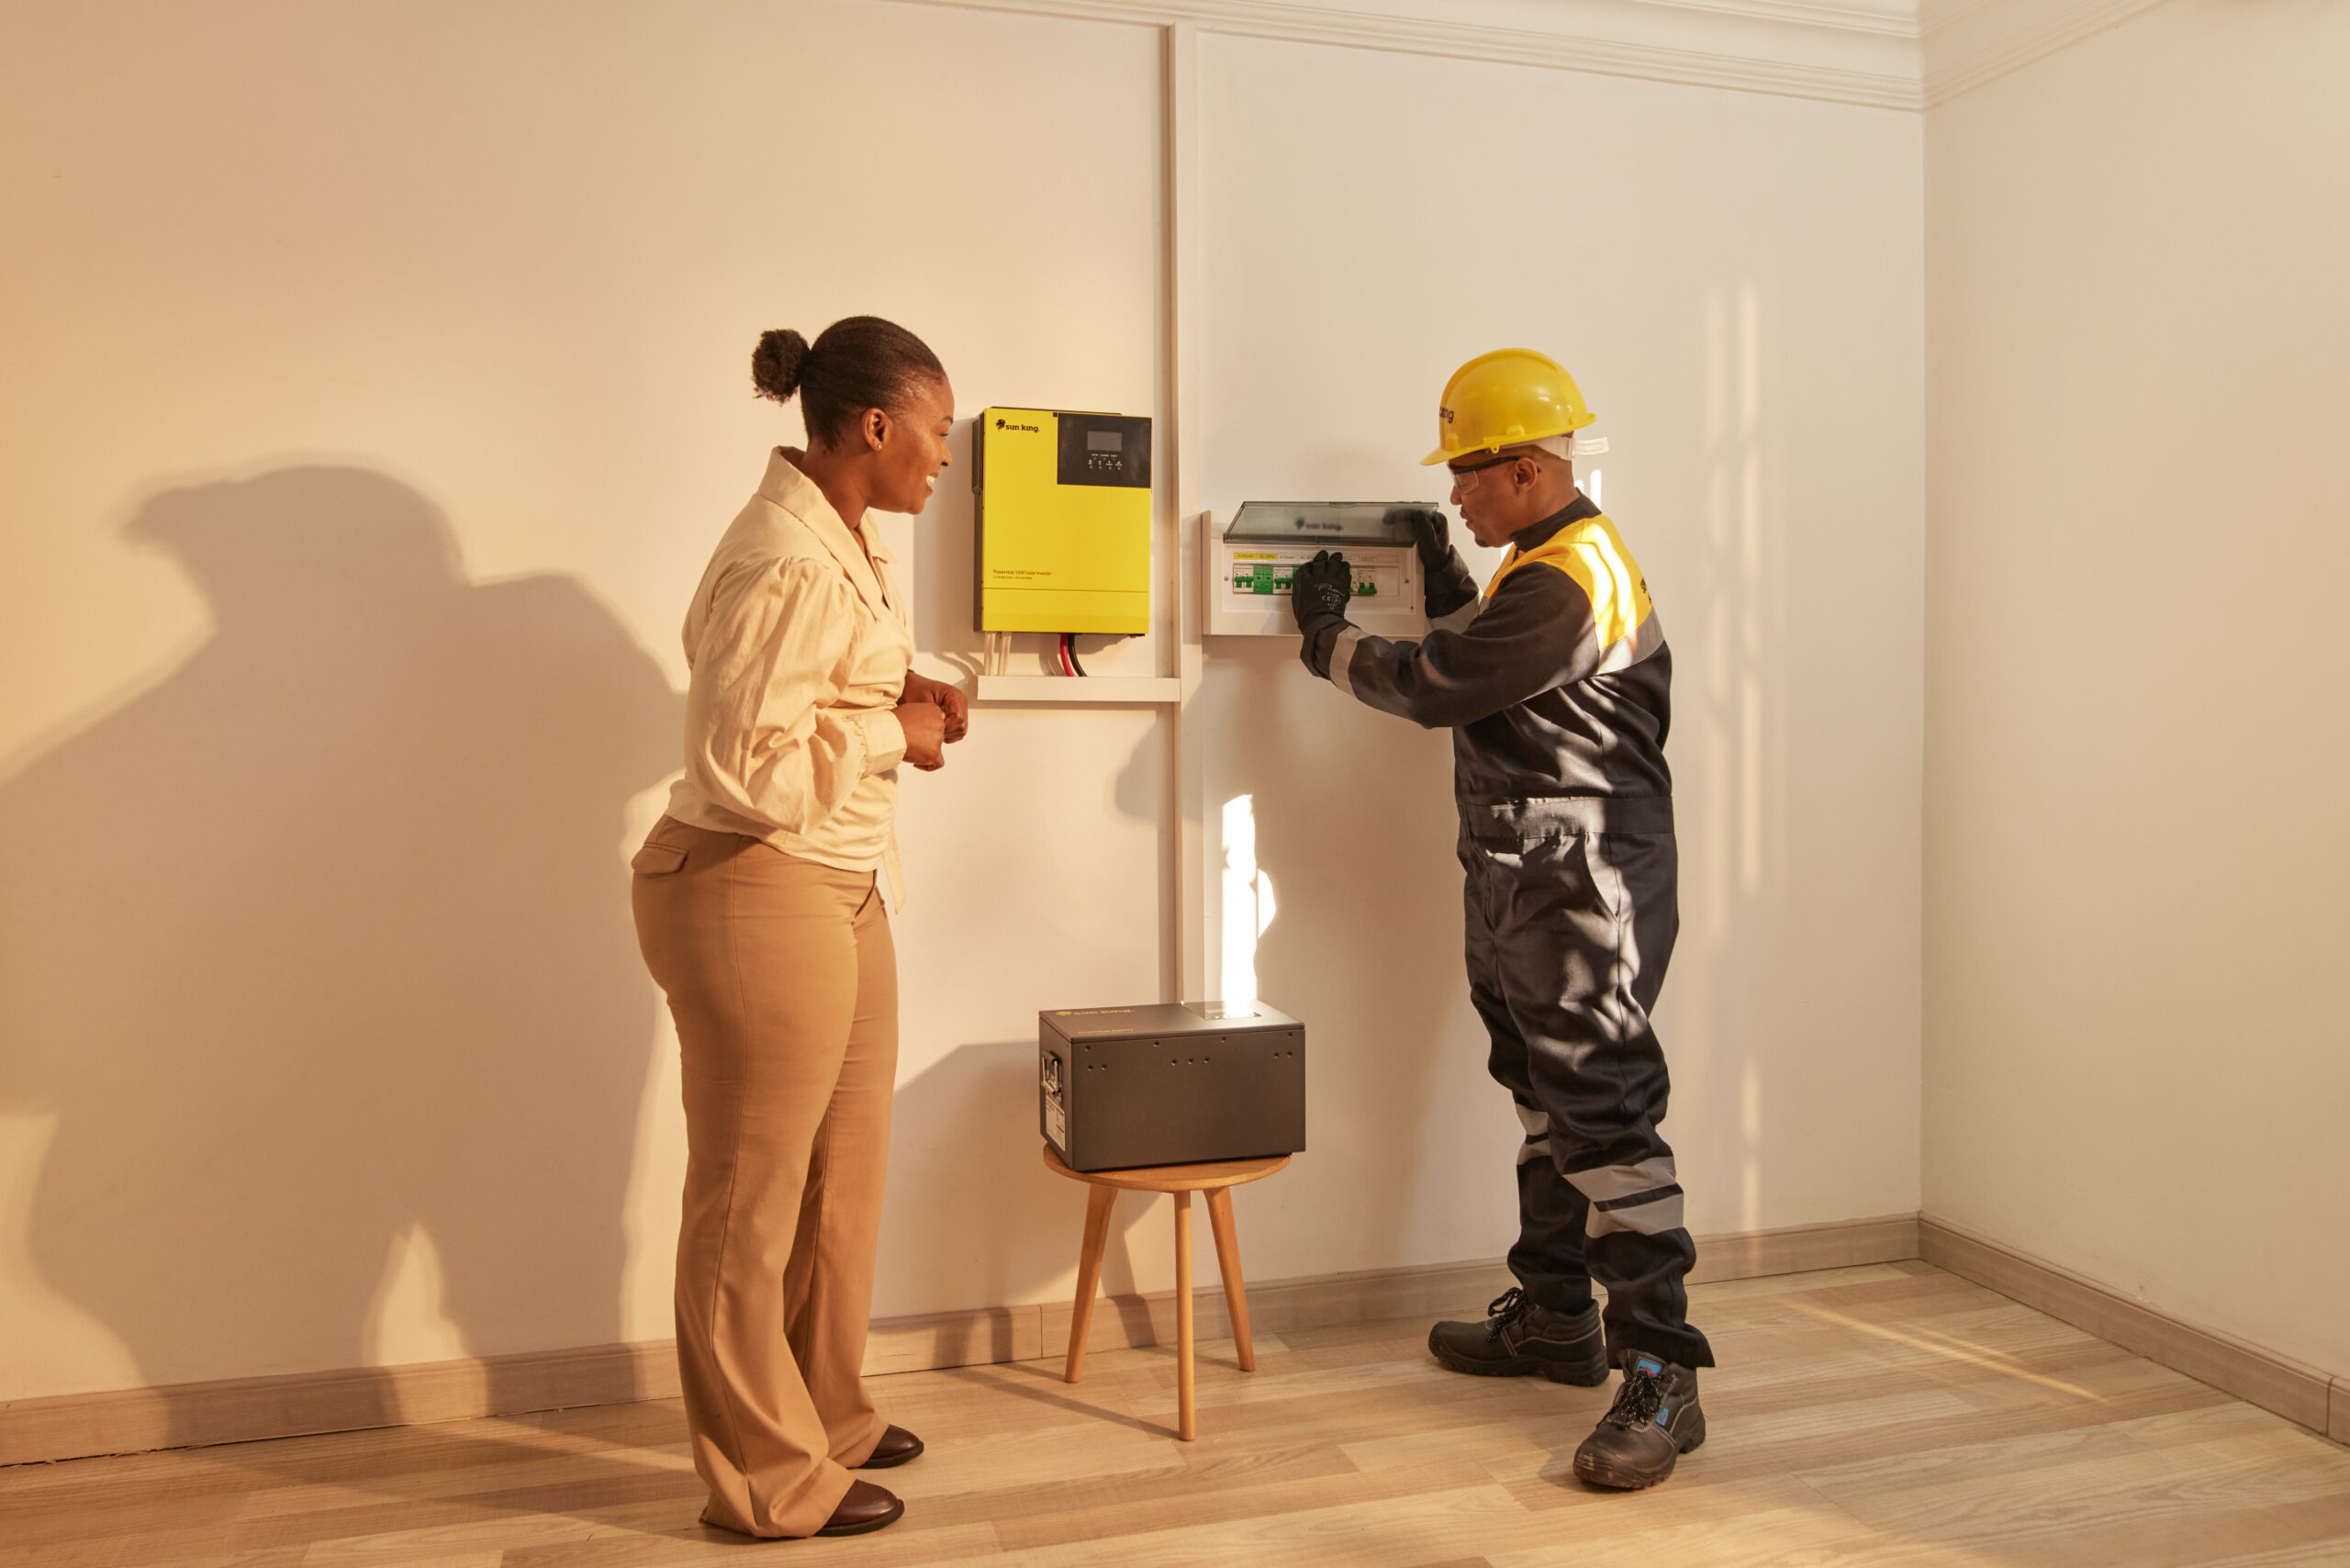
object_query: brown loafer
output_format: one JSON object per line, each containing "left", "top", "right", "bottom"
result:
{"left": 814, "top": 1479, "right": 903, "bottom": 1538}
{"left": 856, "top": 1424, "right": 924, "bottom": 1470}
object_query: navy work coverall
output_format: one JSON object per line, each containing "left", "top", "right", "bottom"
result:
{"left": 1302, "top": 494, "right": 1711, "bottom": 1369}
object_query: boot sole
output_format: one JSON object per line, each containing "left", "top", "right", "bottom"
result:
{"left": 1573, "top": 1416, "right": 1707, "bottom": 1491}
{"left": 1427, "top": 1335, "right": 1609, "bottom": 1387}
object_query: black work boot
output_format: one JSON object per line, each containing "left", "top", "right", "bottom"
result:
{"left": 1427, "top": 1286, "right": 1608, "bottom": 1385}
{"left": 1573, "top": 1350, "right": 1706, "bottom": 1489}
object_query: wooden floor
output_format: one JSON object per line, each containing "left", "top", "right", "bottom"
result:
{"left": 7, "top": 1262, "right": 2350, "bottom": 1566}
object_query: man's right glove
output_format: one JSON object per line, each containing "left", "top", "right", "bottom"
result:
{"left": 1289, "top": 549, "right": 1355, "bottom": 677}
{"left": 1289, "top": 549, "right": 1354, "bottom": 633}
{"left": 1403, "top": 507, "right": 1452, "bottom": 577}
{"left": 1400, "top": 504, "right": 1478, "bottom": 622}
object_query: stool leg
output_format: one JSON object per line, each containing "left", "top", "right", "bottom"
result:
{"left": 1064, "top": 1183, "right": 1116, "bottom": 1384}
{"left": 1205, "top": 1185, "right": 1256, "bottom": 1372}
{"left": 1174, "top": 1190, "right": 1196, "bottom": 1441}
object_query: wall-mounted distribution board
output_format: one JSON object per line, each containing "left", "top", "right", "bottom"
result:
{"left": 1039, "top": 1000, "right": 1304, "bottom": 1172}
{"left": 973, "top": 407, "right": 1152, "bottom": 634}
{"left": 1205, "top": 502, "right": 1438, "bottom": 638}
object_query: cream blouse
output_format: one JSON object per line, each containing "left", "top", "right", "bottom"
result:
{"left": 663, "top": 448, "right": 912, "bottom": 899}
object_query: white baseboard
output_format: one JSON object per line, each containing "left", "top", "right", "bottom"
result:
{"left": 1919, "top": 1217, "right": 2348, "bottom": 1445}
{"left": 2, "top": 1212, "right": 1918, "bottom": 1467}
{"left": 21, "top": 1211, "right": 2336, "bottom": 1469}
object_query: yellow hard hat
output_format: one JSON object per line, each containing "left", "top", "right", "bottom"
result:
{"left": 1420, "top": 348, "right": 1595, "bottom": 465}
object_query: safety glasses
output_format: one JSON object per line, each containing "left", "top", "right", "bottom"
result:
{"left": 1446, "top": 451, "right": 1530, "bottom": 493}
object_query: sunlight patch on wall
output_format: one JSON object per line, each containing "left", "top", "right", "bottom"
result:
{"left": 1220, "top": 794, "right": 1278, "bottom": 1003}
{"left": 364, "top": 1223, "right": 470, "bottom": 1370}
{"left": 1698, "top": 282, "right": 1774, "bottom": 923}
{"left": 1737, "top": 283, "right": 1764, "bottom": 897}
{"left": 1740, "top": 1059, "right": 1764, "bottom": 1231}
{"left": 0, "top": 1112, "right": 142, "bottom": 1400}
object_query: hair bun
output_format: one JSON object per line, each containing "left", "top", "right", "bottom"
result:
{"left": 751, "top": 329, "right": 810, "bottom": 403}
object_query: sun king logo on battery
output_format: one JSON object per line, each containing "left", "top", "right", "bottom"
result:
{"left": 994, "top": 418, "right": 1041, "bottom": 433}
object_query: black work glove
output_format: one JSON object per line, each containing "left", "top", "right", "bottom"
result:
{"left": 1289, "top": 549, "right": 1354, "bottom": 634}
{"left": 1399, "top": 504, "right": 1477, "bottom": 620}
{"left": 1289, "top": 549, "right": 1354, "bottom": 678}
{"left": 1401, "top": 507, "right": 1451, "bottom": 577}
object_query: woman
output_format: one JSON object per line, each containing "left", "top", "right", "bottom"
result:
{"left": 631, "top": 317, "right": 968, "bottom": 1540}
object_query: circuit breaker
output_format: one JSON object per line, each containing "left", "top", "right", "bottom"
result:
{"left": 973, "top": 407, "right": 1152, "bottom": 634}
{"left": 1205, "top": 502, "right": 1438, "bottom": 638}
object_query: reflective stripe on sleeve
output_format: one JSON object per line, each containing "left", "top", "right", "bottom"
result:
{"left": 1327, "top": 627, "right": 1367, "bottom": 700}
{"left": 1429, "top": 599, "right": 1483, "bottom": 633}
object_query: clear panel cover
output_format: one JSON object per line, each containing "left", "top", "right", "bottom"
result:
{"left": 1224, "top": 501, "right": 1440, "bottom": 547}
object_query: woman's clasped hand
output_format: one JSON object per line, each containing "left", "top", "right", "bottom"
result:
{"left": 895, "top": 671, "right": 966, "bottom": 770}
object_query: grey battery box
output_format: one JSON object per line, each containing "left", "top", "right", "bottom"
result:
{"left": 1039, "top": 1001, "right": 1304, "bottom": 1173}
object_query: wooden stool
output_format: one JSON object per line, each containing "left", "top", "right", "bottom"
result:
{"left": 1042, "top": 1143, "right": 1290, "bottom": 1440}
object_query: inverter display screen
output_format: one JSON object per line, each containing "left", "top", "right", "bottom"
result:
{"left": 1057, "top": 413, "right": 1150, "bottom": 487}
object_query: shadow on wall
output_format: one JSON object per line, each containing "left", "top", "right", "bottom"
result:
{"left": 879, "top": 1039, "right": 1161, "bottom": 1322}
{"left": 910, "top": 418, "right": 984, "bottom": 685}
{"left": 0, "top": 465, "right": 681, "bottom": 1435}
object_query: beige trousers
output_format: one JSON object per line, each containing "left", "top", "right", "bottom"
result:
{"left": 631, "top": 817, "right": 897, "bottom": 1538}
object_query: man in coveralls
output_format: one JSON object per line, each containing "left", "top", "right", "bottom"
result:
{"left": 1290, "top": 348, "right": 1710, "bottom": 1489}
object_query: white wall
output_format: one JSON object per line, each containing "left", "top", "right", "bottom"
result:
{"left": 0, "top": 0, "right": 1170, "bottom": 1405}
{"left": 0, "top": 0, "right": 1925, "bottom": 1407}
{"left": 1193, "top": 35, "right": 1924, "bottom": 1279}
{"left": 1924, "top": 0, "right": 2350, "bottom": 1380}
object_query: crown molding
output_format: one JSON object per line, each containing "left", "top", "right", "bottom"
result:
{"left": 880, "top": 0, "right": 2181, "bottom": 112}
{"left": 886, "top": 0, "right": 1927, "bottom": 109}
{"left": 1630, "top": 0, "right": 1913, "bottom": 37}
{"left": 1919, "top": 0, "right": 2174, "bottom": 104}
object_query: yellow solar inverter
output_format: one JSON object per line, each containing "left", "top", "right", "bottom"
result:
{"left": 973, "top": 407, "right": 1152, "bottom": 633}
